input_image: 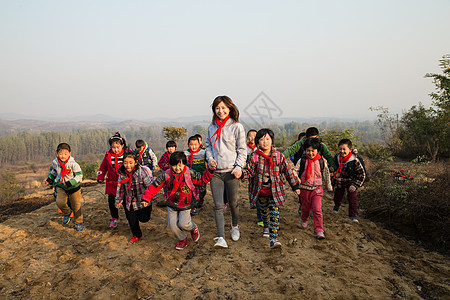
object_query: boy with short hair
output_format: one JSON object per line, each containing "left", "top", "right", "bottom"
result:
{"left": 46, "top": 143, "right": 84, "bottom": 231}
{"left": 184, "top": 136, "right": 208, "bottom": 214}
{"left": 194, "top": 134, "right": 206, "bottom": 150}
{"left": 135, "top": 139, "right": 158, "bottom": 171}
{"left": 158, "top": 140, "right": 177, "bottom": 171}
{"left": 332, "top": 139, "right": 366, "bottom": 222}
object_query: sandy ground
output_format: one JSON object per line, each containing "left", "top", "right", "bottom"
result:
{"left": 0, "top": 181, "right": 449, "bottom": 300}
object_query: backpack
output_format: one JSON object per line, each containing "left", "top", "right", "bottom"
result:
{"left": 298, "top": 156, "right": 325, "bottom": 177}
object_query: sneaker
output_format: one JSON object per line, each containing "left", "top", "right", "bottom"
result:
{"left": 316, "top": 231, "right": 325, "bottom": 239}
{"left": 350, "top": 217, "right": 359, "bottom": 223}
{"left": 270, "top": 239, "right": 282, "bottom": 249}
{"left": 190, "top": 207, "right": 198, "bottom": 216}
{"left": 231, "top": 225, "right": 240, "bottom": 241}
{"left": 333, "top": 206, "right": 340, "bottom": 213}
{"left": 109, "top": 218, "right": 118, "bottom": 228}
{"left": 75, "top": 223, "right": 83, "bottom": 231}
{"left": 129, "top": 236, "right": 140, "bottom": 243}
{"left": 300, "top": 220, "right": 308, "bottom": 229}
{"left": 62, "top": 214, "right": 71, "bottom": 224}
{"left": 257, "top": 221, "right": 264, "bottom": 227}
{"left": 191, "top": 225, "right": 200, "bottom": 242}
{"left": 262, "top": 227, "right": 270, "bottom": 238}
{"left": 213, "top": 237, "right": 228, "bottom": 248}
{"left": 175, "top": 238, "right": 188, "bottom": 250}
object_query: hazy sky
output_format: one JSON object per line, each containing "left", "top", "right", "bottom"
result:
{"left": 1, "top": 0, "right": 449, "bottom": 121}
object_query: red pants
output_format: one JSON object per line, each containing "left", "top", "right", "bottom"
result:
{"left": 333, "top": 187, "right": 358, "bottom": 218}
{"left": 300, "top": 188, "right": 323, "bottom": 233}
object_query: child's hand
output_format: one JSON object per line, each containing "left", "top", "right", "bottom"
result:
{"left": 97, "top": 179, "right": 104, "bottom": 184}
{"left": 142, "top": 201, "right": 149, "bottom": 208}
{"left": 115, "top": 201, "right": 122, "bottom": 209}
{"left": 209, "top": 159, "right": 217, "bottom": 169}
{"left": 294, "top": 189, "right": 301, "bottom": 196}
{"left": 349, "top": 185, "right": 356, "bottom": 193}
{"left": 231, "top": 168, "right": 242, "bottom": 179}
{"left": 153, "top": 166, "right": 160, "bottom": 172}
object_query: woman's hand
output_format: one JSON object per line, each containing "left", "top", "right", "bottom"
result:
{"left": 231, "top": 168, "right": 242, "bottom": 179}
{"left": 209, "top": 159, "right": 217, "bottom": 169}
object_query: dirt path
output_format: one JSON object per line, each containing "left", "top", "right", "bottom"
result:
{"left": 0, "top": 183, "right": 449, "bottom": 299}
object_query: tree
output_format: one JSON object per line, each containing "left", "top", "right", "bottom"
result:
{"left": 162, "top": 126, "right": 188, "bottom": 142}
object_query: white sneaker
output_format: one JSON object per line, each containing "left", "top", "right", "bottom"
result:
{"left": 230, "top": 225, "right": 240, "bottom": 241}
{"left": 213, "top": 237, "right": 228, "bottom": 248}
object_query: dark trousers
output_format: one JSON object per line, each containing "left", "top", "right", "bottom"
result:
{"left": 124, "top": 205, "right": 152, "bottom": 238}
{"left": 333, "top": 187, "right": 358, "bottom": 218}
{"left": 108, "top": 194, "right": 126, "bottom": 219}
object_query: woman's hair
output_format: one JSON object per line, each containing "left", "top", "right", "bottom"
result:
{"left": 303, "top": 137, "right": 322, "bottom": 152}
{"left": 109, "top": 132, "right": 128, "bottom": 149}
{"left": 169, "top": 151, "right": 187, "bottom": 166}
{"left": 338, "top": 138, "right": 353, "bottom": 148}
{"left": 166, "top": 140, "right": 177, "bottom": 149}
{"left": 255, "top": 128, "right": 274, "bottom": 145}
{"left": 211, "top": 95, "right": 239, "bottom": 122}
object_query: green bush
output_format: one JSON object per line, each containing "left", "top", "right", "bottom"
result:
{"left": 0, "top": 171, "right": 25, "bottom": 202}
{"left": 79, "top": 161, "right": 100, "bottom": 180}
{"left": 359, "top": 143, "right": 393, "bottom": 160}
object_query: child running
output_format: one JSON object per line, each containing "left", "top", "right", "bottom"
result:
{"left": 238, "top": 128, "right": 300, "bottom": 249}
{"left": 97, "top": 132, "right": 129, "bottom": 228}
{"left": 245, "top": 129, "right": 263, "bottom": 227}
{"left": 296, "top": 138, "right": 333, "bottom": 239}
{"left": 158, "top": 140, "right": 177, "bottom": 171}
{"left": 135, "top": 139, "right": 158, "bottom": 171}
{"left": 46, "top": 143, "right": 84, "bottom": 231}
{"left": 184, "top": 136, "right": 208, "bottom": 215}
{"left": 115, "top": 152, "right": 154, "bottom": 242}
{"left": 332, "top": 139, "right": 366, "bottom": 222}
{"left": 142, "top": 151, "right": 216, "bottom": 250}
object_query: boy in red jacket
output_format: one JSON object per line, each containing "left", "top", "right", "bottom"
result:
{"left": 142, "top": 151, "right": 215, "bottom": 250}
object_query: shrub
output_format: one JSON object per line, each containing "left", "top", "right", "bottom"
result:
{"left": 359, "top": 143, "right": 393, "bottom": 160}
{"left": 0, "top": 171, "right": 25, "bottom": 202}
{"left": 79, "top": 161, "right": 100, "bottom": 180}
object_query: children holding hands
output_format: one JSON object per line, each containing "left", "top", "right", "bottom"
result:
{"left": 142, "top": 151, "right": 216, "bottom": 250}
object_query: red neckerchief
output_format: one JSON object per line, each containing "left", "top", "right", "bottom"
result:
{"left": 111, "top": 149, "right": 124, "bottom": 174}
{"left": 306, "top": 154, "right": 322, "bottom": 180}
{"left": 187, "top": 148, "right": 200, "bottom": 168}
{"left": 118, "top": 168, "right": 135, "bottom": 191}
{"left": 57, "top": 157, "right": 69, "bottom": 184}
{"left": 138, "top": 143, "right": 148, "bottom": 161}
{"left": 247, "top": 142, "right": 257, "bottom": 151}
{"left": 256, "top": 149, "right": 275, "bottom": 176}
{"left": 332, "top": 152, "right": 352, "bottom": 180}
{"left": 210, "top": 116, "right": 230, "bottom": 147}
{"left": 169, "top": 166, "right": 186, "bottom": 197}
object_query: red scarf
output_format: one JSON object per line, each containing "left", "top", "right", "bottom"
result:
{"left": 210, "top": 116, "right": 230, "bottom": 147}
{"left": 111, "top": 149, "right": 124, "bottom": 174}
{"left": 247, "top": 142, "right": 257, "bottom": 151}
{"left": 137, "top": 143, "right": 148, "bottom": 161}
{"left": 305, "top": 154, "right": 322, "bottom": 180}
{"left": 332, "top": 152, "right": 352, "bottom": 180}
{"left": 256, "top": 149, "right": 275, "bottom": 176}
{"left": 169, "top": 166, "right": 186, "bottom": 197}
{"left": 118, "top": 168, "right": 134, "bottom": 191}
{"left": 187, "top": 148, "right": 200, "bottom": 168}
{"left": 57, "top": 157, "right": 69, "bottom": 184}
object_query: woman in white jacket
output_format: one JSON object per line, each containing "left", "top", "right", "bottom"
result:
{"left": 206, "top": 95, "right": 247, "bottom": 248}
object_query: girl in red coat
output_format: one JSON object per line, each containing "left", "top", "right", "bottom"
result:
{"left": 97, "top": 132, "right": 129, "bottom": 227}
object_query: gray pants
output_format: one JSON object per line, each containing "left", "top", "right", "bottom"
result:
{"left": 210, "top": 171, "right": 240, "bottom": 237}
{"left": 167, "top": 207, "right": 196, "bottom": 241}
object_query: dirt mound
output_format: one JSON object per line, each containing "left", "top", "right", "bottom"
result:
{"left": 0, "top": 183, "right": 449, "bottom": 299}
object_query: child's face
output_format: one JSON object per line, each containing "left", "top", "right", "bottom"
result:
{"left": 57, "top": 149, "right": 71, "bottom": 162}
{"left": 171, "top": 162, "right": 185, "bottom": 174}
{"left": 215, "top": 101, "right": 230, "bottom": 121}
{"left": 338, "top": 144, "right": 352, "bottom": 157}
{"left": 258, "top": 134, "right": 272, "bottom": 151}
{"left": 111, "top": 142, "right": 124, "bottom": 155}
{"left": 167, "top": 146, "right": 176, "bottom": 154}
{"left": 247, "top": 132, "right": 256, "bottom": 144}
{"left": 305, "top": 146, "right": 319, "bottom": 160}
{"left": 188, "top": 140, "right": 200, "bottom": 152}
{"left": 123, "top": 156, "right": 137, "bottom": 173}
